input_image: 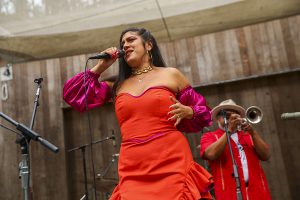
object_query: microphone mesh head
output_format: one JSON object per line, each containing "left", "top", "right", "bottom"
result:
{"left": 111, "top": 49, "right": 125, "bottom": 59}
{"left": 118, "top": 49, "right": 125, "bottom": 57}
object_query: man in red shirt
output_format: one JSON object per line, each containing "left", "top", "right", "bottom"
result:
{"left": 200, "top": 99, "right": 271, "bottom": 200}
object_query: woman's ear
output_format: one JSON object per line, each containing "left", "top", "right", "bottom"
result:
{"left": 145, "top": 41, "right": 153, "bottom": 51}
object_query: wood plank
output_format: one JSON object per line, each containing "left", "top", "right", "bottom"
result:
{"left": 187, "top": 37, "right": 201, "bottom": 85}
{"left": 193, "top": 35, "right": 208, "bottom": 84}
{"left": 72, "top": 55, "right": 83, "bottom": 75}
{"left": 173, "top": 38, "right": 193, "bottom": 81}
{"left": 157, "top": 43, "right": 168, "bottom": 65}
{"left": 257, "top": 23, "right": 273, "bottom": 74}
{"left": 165, "top": 42, "right": 177, "bottom": 67}
{"left": 287, "top": 15, "right": 300, "bottom": 67}
{"left": 235, "top": 28, "right": 251, "bottom": 76}
{"left": 159, "top": 42, "right": 177, "bottom": 67}
{"left": 224, "top": 30, "right": 242, "bottom": 78}
{"left": 280, "top": 17, "right": 298, "bottom": 68}
{"left": 65, "top": 56, "right": 75, "bottom": 78}
{"left": 202, "top": 33, "right": 220, "bottom": 82}
{"left": 243, "top": 25, "right": 258, "bottom": 75}
{"left": 59, "top": 57, "right": 69, "bottom": 108}
{"left": 271, "top": 20, "right": 289, "bottom": 69}
{"left": 214, "top": 32, "right": 228, "bottom": 80}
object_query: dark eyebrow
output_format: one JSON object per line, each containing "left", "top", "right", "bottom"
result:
{"left": 121, "top": 36, "right": 136, "bottom": 46}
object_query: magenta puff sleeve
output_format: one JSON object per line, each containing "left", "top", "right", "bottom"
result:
{"left": 177, "top": 86, "right": 212, "bottom": 133}
{"left": 63, "top": 70, "right": 112, "bottom": 112}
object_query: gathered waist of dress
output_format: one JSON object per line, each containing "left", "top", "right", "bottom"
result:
{"left": 122, "top": 129, "right": 178, "bottom": 144}
{"left": 119, "top": 116, "right": 178, "bottom": 143}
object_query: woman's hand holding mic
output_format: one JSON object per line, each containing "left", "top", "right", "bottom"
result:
{"left": 91, "top": 47, "right": 120, "bottom": 75}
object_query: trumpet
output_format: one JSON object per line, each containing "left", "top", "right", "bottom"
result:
{"left": 237, "top": 106, "right": 263, "bottom": 131}
{"left": 244, "top": 106, "right": 263, "bottom": 124}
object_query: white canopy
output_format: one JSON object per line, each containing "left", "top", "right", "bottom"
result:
{"left": 0, "top": 0, "right": 299, "bottom": 62}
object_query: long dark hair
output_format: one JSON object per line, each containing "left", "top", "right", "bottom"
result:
{"left": 112, "top": 27, "right": 166, "bottom": 98}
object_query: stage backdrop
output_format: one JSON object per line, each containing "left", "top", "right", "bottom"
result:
{"left": 0, "top": 15, "right": 300, "bottom": 200}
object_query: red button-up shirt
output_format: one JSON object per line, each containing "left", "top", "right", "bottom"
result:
{"left": 200, "top": 128, "right": 271, "bottom": 200}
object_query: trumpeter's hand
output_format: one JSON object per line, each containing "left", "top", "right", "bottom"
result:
{"left": 241, "top": 122, "right": 254, "bottom": 134}
{"left": 227, "top": 113, "right": 241, "bottom": 133}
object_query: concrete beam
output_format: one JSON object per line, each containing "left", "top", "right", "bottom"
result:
{"left": 0, "top": 0, "right": 299, "bottom": 63}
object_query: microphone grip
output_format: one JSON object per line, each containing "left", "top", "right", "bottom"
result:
{"left": 37, "top": 137, "right": 59, "bottom": 153}
{"left": 88, "top": 49, "right": 125, "bottom": 60}
{"left": 88, "top": 53, "right": 110, "bottom": 60}
{"left": 281, "top": 112, "right": 300, "bottom": 120}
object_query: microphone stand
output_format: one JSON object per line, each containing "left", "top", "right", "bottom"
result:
{"left": 0, "top": 112, "right": 59, "bottom": 199}
{"left": 15, "top": 78, "right": 43, "bottom": 200}
{"left": 221, "top": 110, "right": 243, "bottom": 200}
{"left": 30, "top": 78, "right": 43, "bottom": 129}
{"left": 68, "top": 135, "right": 115, "bottom": 200}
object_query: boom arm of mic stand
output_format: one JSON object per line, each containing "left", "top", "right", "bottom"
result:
{"left": 92, "top": 136, "right": 113, "bottom": 145}
{"left": 0, "top": 112, "right": 59, "bottom": 153}
{"left": 67, "top": 135, "right": 114, "bottom": 200}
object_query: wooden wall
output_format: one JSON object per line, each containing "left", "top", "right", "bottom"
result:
{"left": 0, "top": 15, "right": 300, "bottom": 200}
{"left": 192, "top": 71, "right": 300, "bottom": 200}
{"left": 0, "top": 60, "right": 68, "bottom": 199}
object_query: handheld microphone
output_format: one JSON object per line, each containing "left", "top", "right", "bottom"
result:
{"left": 88, "top": 49, "right": 125, "bottom": 60}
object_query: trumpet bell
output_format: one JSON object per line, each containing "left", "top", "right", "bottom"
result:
{"left": 246, "top": 106, "right": 263, "bottom": 124}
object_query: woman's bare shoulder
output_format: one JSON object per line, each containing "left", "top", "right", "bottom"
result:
{"left": 155, "top": 67, "right": 181, "bottom": 76}
{"left": 156, "top": 67, "right": 190, "bottom": 90}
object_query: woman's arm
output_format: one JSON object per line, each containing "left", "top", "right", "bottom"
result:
{"left": 63, "top": 70, "right": 112, "bottom": 112}
{"left": 63, "top": 47, "right": 119, "bottom": 112}
{"left": 167, "top": 68, "right": 212, "bottom": 132}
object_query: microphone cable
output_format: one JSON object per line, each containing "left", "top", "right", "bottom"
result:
{"left": 83, "top": 58, "right": 98, "bottom": 200}
{"left": 82, "top": 50, "right": 123, "bottom": 198}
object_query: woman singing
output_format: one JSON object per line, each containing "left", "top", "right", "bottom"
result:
{"left": 63, "top": 27, "right": 213, "bottom": 200}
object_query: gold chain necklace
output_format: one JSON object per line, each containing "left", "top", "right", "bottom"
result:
{"left": 131, "top": 65, "right": 153, "bottom": 75}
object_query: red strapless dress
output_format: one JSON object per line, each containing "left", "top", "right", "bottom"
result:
{"left": 109, "top": 87, "right": 213, "bottom": 200}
